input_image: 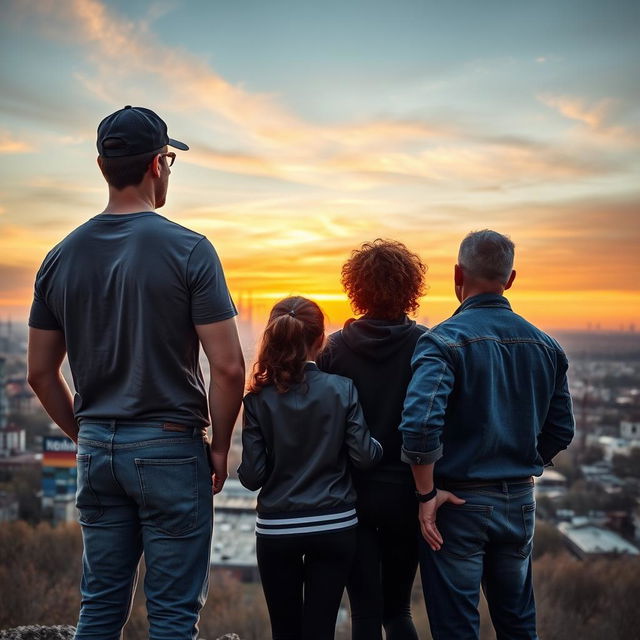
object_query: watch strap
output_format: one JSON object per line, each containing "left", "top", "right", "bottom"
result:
{"left": 415, "top": 487, "right": 438, "bottom": 503}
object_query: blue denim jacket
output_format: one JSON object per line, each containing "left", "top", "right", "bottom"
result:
{"left": 399, "top": 293, "right": 574, "bottom": 480}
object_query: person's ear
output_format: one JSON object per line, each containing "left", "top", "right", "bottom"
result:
{"left": 454, "top": 264, "right": 464, "bottom": 287}
{"left": 504, "top": 270, "right": 516, "bottom": 290}
{"left": 149, "top": 153, "right": 162, "bottom": 179}
{"left": 454, "top": 264, "right": 464, "bottom": 302}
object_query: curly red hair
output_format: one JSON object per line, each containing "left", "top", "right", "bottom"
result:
{"left": 341, "top": 239, "right": 427, "bottom": 320}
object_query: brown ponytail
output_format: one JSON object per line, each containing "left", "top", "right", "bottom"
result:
{"left": 249, "top": 296, "right": 325, "bottom": 394}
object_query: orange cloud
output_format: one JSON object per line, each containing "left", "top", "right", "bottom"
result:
{"left": 0, "top": 130, "right": 33, "bottom": 154}
{"left": 538, "top": 94, "right": 639, "bottom": 144}
{"left": 539, "top": 94, "right": 614, "bottom": 129}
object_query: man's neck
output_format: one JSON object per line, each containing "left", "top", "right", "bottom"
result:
{"left": 460, "top": 286, "right": 505, "bottom": 303}
{"left": 101, "top": 188, "right": 156, "bottom": 215}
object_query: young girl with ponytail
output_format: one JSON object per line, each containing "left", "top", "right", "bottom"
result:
{"left": 238, "top": 296, "right": 382, "bottom": 640}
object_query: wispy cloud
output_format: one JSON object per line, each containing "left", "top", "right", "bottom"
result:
{"left": 538, "top": 94, "right": 639, "bottom": 144}
{"left": 0, "top": 130, "right": 33, "bottom": 154}
{"left": 539, "top": 94, "right": 615, "bottom": 128}
{"left": 6, "top": 0, "right": 626, "bottom": 193}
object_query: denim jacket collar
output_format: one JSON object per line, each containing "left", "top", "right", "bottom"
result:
{"left": 453, "top": 293, "right": 512, "bottom": 316}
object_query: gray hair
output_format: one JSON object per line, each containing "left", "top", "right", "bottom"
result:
{"left": 458, "top": 230, "right": 515, "bottom": 283}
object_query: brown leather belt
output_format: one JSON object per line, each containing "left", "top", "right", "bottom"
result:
{"left": 438, "top": 476, "right": 534, "bottom": 490}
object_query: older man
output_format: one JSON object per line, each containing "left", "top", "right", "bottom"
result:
{"left": 400, "top": 230, "right": 574, "bottom": 640}
{"left": 27, "top": 106, "right": 245, "bottom": 639}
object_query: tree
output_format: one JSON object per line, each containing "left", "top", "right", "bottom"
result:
{"left": 612, "top": 449, "right": 640, "bottom": 479}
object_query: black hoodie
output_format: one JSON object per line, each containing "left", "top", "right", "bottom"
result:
{"left": 317, "top": 316, "right": 427, "bottom": 484}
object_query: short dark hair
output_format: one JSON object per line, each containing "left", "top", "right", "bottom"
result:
{"left": 99, "top": 140, "right": 162, "bottom": 190}
{"left": 341, "top": 239, "right": 427, "bottom": 320}
{"left": 458, "top": 230, "right": 515, "bottom": 283}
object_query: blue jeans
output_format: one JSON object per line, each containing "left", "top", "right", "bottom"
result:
{"left": 420, "top": 481, "right": 537, "bottom": 640}
{"left": 74, "top": 420, "right": 214, "bottom": 640}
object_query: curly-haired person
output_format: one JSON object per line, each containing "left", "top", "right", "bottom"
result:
{"left": 317, "top": 239, "right": 428, "bottom": 640}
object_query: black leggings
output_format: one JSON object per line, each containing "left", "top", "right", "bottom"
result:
{"left": 347, "top": 481, "right": 420, "bottom": 640}
{"left": 257, "top": 528, "right": 357, "bottom": 640}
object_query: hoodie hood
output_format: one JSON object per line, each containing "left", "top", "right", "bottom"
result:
{"left": 340, "top": 316, "right": 424, "bottom": 362}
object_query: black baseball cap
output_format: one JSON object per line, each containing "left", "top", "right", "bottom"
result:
{"left": 97, "top": 105, "right": 189, "bottom": 157}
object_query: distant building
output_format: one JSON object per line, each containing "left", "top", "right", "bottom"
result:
{"left": 535, "top": 469, "right": 568, "bottom": 499}
{"left": 580, "top": 460, "right": 624, "bottom": 493}
{"left": 41, "top": 436, "right": 77, "bottom": 525}
{"left": 558, "top": 520, "right": 640, "bottom": 559}
{"left": 620, "top": 421, "right": 640, "bottom": 440}
{"left": 0, "top": 452, "right": 40, "bottom": 472}
{"left": 0, "top": 357, "right": 8, "bottom": 429}
{"left": 633, "top": 509, "right": 640, "bottom": 543}
{"left": 0, "top": 424, "right": 27, "bottom": 456}
{"left": 0, "top": 491, "right": 19, "bottom": 522}
{"left": 211, "top": 478, "right": 259, "bottom": 582}
{"left": 0, "top": 320, "right": 17, "bottom": 356}
{"left": 591, "top": 435, "right": 640, "bottom": 461}
{"left": 214, "top": 477, "right": 258, "bottom": 512}
{"left": 0, "top": 355, "right": 28, "bottom": 456}
{"left": 235, "top": 291, "right": 259, "bottom": 365}
{"left": 5, "top": 377, "right": 38, "bottom": 414}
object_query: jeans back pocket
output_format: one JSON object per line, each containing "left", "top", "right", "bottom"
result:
{"left": 135, "top": 457, "right": 198, "bottom": 536}
{"left": 75, "top": 453, "right": 103, "bottom": 524}
{"left": 518, "top": 502, "right": 536, "bottom": 558}
{"left": 437, "top": 503, "right": 493, "bottom": 558}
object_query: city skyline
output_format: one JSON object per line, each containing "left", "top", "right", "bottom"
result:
{"left": 1, "top": 0, "right": 639, "bottom": 330}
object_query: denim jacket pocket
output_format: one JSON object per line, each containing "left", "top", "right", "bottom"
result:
{"left": 437, "top": 503, "right": 493, "bottom": 558}
{"left": 135, "top": 456, "right": 199, "bottom": 536}
{"left": 518, "top": 502, "right": 536, "bottom": 558}
{"left": 75, "top": 453, "right": 103, "bottom": 524}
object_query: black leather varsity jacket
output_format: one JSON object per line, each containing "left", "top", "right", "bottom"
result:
{"left": 237, "top": 363, "right": 383, "bottom": 537}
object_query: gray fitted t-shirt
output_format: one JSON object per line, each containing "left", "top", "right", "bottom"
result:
{"left": 29, "top": 211, "right": 237, "bottom": 427}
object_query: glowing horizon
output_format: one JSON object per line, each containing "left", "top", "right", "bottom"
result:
{"left": 1, "top": 0, "right": 639, "bottom": 332}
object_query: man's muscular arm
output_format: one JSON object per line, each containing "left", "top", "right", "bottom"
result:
{"left": 196, "top": 317, "right": 245, "bottom": 494}
{"left": 27, "top": 328, "right": 77, "bottom": 443}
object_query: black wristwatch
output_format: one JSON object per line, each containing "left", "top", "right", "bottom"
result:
{"left": 415, "top": 487, "right": 438, "bottom": 503}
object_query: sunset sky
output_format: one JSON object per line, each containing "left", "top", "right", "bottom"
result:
{"left": 1, "top": 0, "right": 639, "bottom": 332}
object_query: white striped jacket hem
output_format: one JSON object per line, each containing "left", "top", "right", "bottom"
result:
{"left": 255, "top": 506, "right": 358, "bottom": 537}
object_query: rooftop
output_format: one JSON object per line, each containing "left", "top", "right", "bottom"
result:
{"left": 558, "top": 522, "right": 640, "bottom": 556}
